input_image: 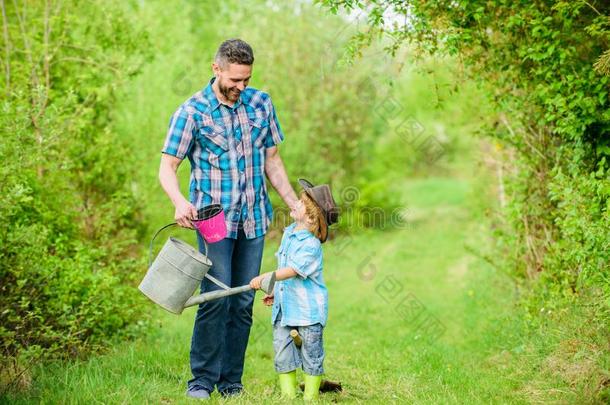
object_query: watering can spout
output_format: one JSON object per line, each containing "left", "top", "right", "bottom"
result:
{"left": 183, "top": 272, "right": 276, "bottom": 309}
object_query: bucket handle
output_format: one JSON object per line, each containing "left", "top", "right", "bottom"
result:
{"left": 147, "top": 221, "right": 208, "bottom": 268}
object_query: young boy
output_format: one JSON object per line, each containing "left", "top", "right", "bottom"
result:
{"left": 250, "top": 178, "right": 338, "bottom": 400}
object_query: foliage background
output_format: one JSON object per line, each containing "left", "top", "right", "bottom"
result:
{"left": 0, "top": 0, "right": 151, "bottom": 366}
{"left": 1, "top": 0, "right": 609, "bottom": 402}
{"left": 318, "top": 0, "right": 610, "bottom": 314}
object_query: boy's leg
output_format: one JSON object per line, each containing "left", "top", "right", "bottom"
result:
{"left": 187, "top": 233, "right": 235, "bottom": 394}
{"left": 303, "top": 374, "right": 322, "bottom": 401}
{"left": 278, "top": 371, "right": 298, "bottom": 399}
{"left": 299, "top": 324, "right": 325, "bottom": 401}
{"left": 273, "top": 316, "right": 301, "bottom": 398}
{"left": 217, "top": 228, "right": 265, "bottom": 394}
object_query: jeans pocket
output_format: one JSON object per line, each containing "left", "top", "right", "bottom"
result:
{"left": 302, "top": 324, "right": 323, "bottom": 353}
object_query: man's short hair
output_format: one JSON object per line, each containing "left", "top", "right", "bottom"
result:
{"left": 215, "top": 39, "right": 254, "bottom": 68}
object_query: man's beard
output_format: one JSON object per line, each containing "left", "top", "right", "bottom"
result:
{"left": 218, "top": 81, "right": 240, "bottom": 102}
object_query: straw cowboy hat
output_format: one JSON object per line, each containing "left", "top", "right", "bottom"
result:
{"left": 298, "top": 178, "right": 339, "bottom": 243}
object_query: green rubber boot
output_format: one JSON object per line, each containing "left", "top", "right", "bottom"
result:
{"left": 278, "top": 371, "right": 297, "bottom": 399}
{"left": 303, "top": 374, "right": 322, "bottom": 401}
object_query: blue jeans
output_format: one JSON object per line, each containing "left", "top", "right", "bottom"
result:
{"left": 188, "top": 228, "right": 265, "bottom": 393}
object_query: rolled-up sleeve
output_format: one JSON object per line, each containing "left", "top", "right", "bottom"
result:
{"left": 287, "top": 243, "right": 322, "bottom": 279}
{"left": 162, "top": 107, "right": 195, "bottom": 159}
{"left": 264, "top": 99, "right": 284, "bottom": 148}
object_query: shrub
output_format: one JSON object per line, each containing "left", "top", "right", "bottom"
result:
{"left": 0, "top": 0, "right": 150, "bottom": 367}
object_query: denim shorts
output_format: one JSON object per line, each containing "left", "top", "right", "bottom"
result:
{"left": 272, "top": 313, "right": 324, "bottom": 376}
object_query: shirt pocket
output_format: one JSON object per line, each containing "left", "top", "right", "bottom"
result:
{"left": 200, "top": 119, "right": 229, "bottom": 157}
{"left": 275, "top": 246, "right": 287, "bottom": 266}
{"left": 248, "top": 112, "right": 269, "bottom": 148}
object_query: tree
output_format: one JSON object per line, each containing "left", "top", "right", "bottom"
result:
{"left": 0, "top": 0, "right": 150, "bottom": 370}
{"left": 318, "top": 0, "right": 610, "bottom": 309}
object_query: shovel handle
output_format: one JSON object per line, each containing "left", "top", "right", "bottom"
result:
{"left": 290, "top": 330, "right": 302, "bottom": 347}
{"left": 147, "top": 222, "right": 208, "bottom": 268}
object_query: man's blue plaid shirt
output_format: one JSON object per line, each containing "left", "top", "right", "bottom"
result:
{"left": 162, "top": 78, "right": 284, "bottom": 239}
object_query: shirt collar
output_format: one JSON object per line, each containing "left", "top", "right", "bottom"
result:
{"left": 204, "top": 77, "right": 243, "bottom": 112}
{"left": 285, "top": 222, "right": 314, "bottom": 241}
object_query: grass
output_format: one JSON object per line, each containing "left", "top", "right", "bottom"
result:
{"left": 4, "top": 167, "right": 607, "bottom": 404}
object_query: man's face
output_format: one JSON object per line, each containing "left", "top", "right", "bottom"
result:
{"left": 212, "top": 62, "right": 252, "bottom": 103}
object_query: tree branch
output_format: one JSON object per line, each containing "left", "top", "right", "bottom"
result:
{"left": 11, "top": 0, "right": 39, "bottom": 88}
{"left": 0, "top": 0, "right": 11, "bottom": 97}
{"left": 52, "top": 56, "right": 121, "bottom": 74}
{"left": 43, "top": 0, "right": 50, "bottom": 91}
{"left": 32, "top": 0, "right": 52, "bottom": 124}
{"left": 582, "top": 1, "right": 602, "bottom": 16}
{"left": 1, "top": 0, "right": 10, "bottom": 95}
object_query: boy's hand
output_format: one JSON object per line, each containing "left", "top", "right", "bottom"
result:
{"left": 262, "top": 294, "right": 274, "bottom": 306}
{"left": 249, "top": 274, "right": 266, "bottom": 290}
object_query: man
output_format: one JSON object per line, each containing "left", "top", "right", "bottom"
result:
{"left": 159, "top": 39, "right": 298, "bottom": 399}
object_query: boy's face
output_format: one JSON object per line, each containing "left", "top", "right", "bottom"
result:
{"left": 290, "top": 198, "right": 307, "bottom": 222}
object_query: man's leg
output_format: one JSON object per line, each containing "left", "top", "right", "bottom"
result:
{"left": 188, "top": 233, "right": 235, "bottom": 393}
{"left": 217, "top": 228, "right": 265, "bottom": 393}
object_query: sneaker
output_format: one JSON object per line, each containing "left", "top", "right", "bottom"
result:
{"left": 186, "top": 385, "right": 211, "bottom": 400}
{"left": 220, "top": 386, "right": 243, "bottom": 398}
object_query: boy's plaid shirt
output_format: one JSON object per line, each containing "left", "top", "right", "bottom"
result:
{"left": 162, "top": 78, "right": 284, "bottom": 239}
{"left": 271, "top": 223, "right": 328, "bottom": 327}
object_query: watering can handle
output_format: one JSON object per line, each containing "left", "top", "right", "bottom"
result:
{"left": 147, "top": 222, "right": 208, "bottom": 268}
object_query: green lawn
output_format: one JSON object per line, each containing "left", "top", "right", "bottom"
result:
{"left": 5, "top": 172, "right": 605, "bottom": 404}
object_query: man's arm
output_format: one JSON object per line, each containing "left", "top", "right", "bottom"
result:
{"left": 265, "top": 146, "right": 298, "bottom": 209}
{"left": 159, "top": 153, "right": 198, "bottom": 228}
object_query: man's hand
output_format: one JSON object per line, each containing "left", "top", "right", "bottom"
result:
{"left": 159, "top": 154, "right": 197, "bottom": 228}
{"left": 262, "top": 294, "right": 274, "bottom": 306}
{"left": 174, "top": 198, "right": 197, "bottom": 229}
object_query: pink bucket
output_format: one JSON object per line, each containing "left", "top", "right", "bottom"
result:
{"left": 192, "top": 204, "right": 227, "bottom": 243}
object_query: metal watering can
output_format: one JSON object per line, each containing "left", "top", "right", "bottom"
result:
{"left": 139, "top": 208, "right": 275, "bottom": 315}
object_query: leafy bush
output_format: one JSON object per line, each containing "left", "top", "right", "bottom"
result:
{"left": 319, "top": 0, "right": 610, "bottom": 306}
{"left": 318, "top": 2, "right": 610, "bottom": 399}
{"left": 0, "top": 0, "right": 150, "bottom": 367}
